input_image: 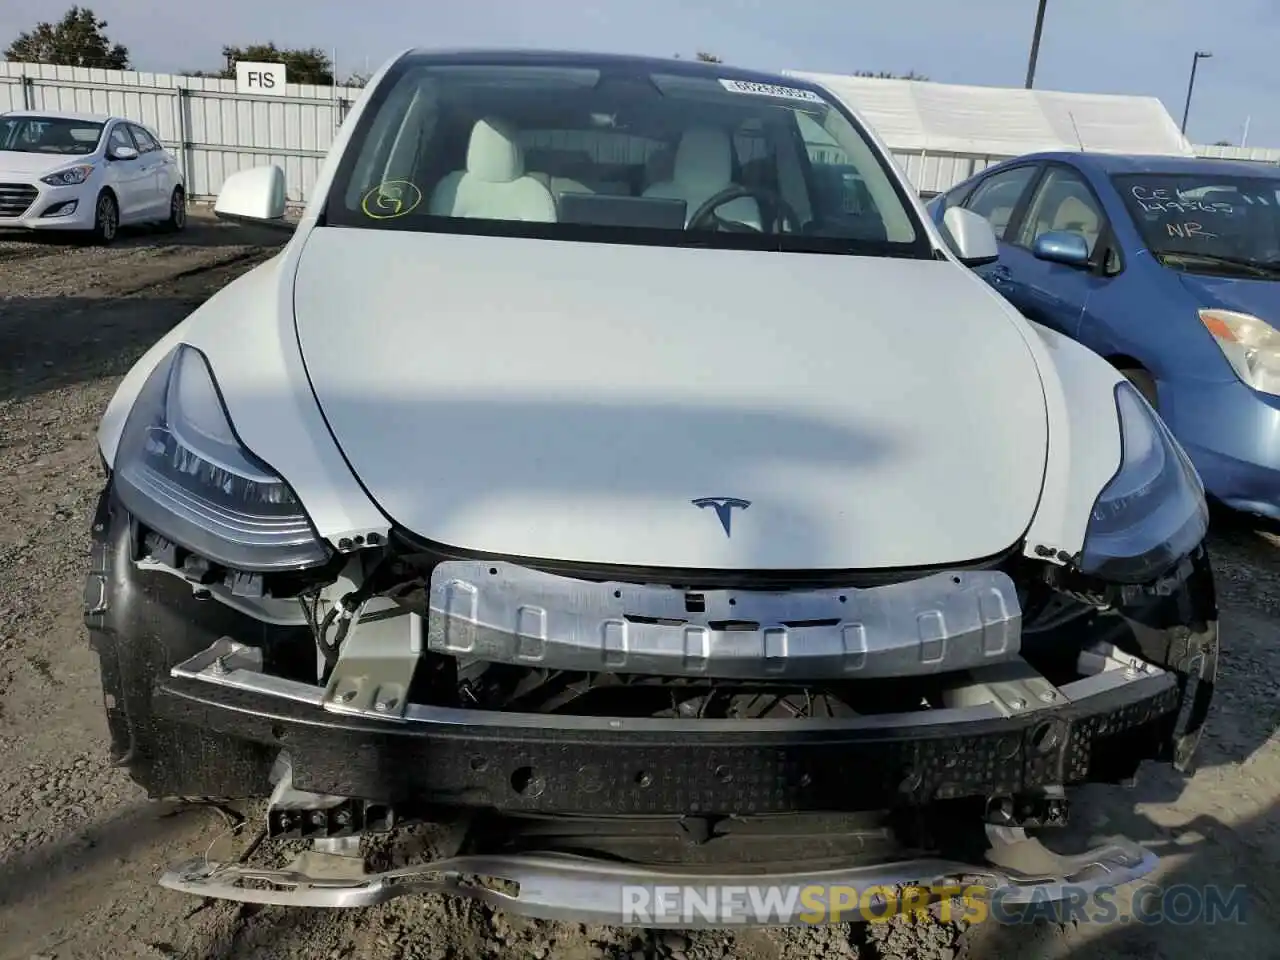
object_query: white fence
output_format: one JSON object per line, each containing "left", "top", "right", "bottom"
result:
{"left": 1193, "top": 143, "right": 1280, "bottom": 164}
{"left": 907, "top": 145, "right": 1280, "bottom": 198}
{"left": 892, "top": 141, "right": 1279, "bottom": 198}
{"left": 0, "top": 62, "right": 363, "bottom": 204}
{"left": 2, "top": 61, "right": 1274, "bottom": 203}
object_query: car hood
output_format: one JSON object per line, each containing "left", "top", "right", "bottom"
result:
{"left": 1178, "top": 272, "right": 1280, "bottom": 325}
{"left": 292, "top": 227, "right": 1049, "bottom": 570}
{"left": 0, "top": 151, "right": 92, "bottom": 177}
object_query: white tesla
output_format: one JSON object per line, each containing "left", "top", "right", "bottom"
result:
{"left": 0, "top": 110, "right": 186, "bottom": 242}
{"left": 86, "top": 50, "right": 1218, "bottom": 926}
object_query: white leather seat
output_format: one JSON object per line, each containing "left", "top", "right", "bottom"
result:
{"left": 642, "top": 126, "right": 761, "bottom": 229}
{"left": 429, "top": 117, "right": 557, "bottom": 222}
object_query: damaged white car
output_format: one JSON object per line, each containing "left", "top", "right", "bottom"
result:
{"left": 86, "top": 49, "right": 1218, "bottom": 925}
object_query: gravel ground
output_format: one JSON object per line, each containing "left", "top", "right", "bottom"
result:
{"left": 0, "top": 213, "right": 1275, "bottom": 959}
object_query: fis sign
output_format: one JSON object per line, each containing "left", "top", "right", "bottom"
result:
{"left": 235, "top": 61, "right": 287, "bottom": 95}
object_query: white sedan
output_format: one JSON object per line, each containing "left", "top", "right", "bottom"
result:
{"left": 0, "top": 110, "right": 186, "bottom": 242}
{"left": 88, "top": 50, "right": 1218, "bottom": 926}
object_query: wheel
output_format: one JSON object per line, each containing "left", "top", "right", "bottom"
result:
{"left": 1119, "top": 367, "right": 1158, "bottom": 409}
{"left": 163, "top": 186, "right": 187, "bottom": 232}
{"left": 90, "top": 190, "right": 119, "bottom": 245}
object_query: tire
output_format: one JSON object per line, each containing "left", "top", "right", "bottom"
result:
{"left": 162, "top": 186, "right": 187, "bottom": 232}
{"left": 84, "top": 487, "right": 310, "bottom": 799}
{"left": 1119, "top": 367, "right": 1159, "bottom": 409}
{"left": 90, "top": 190, "right": 119, "bottom": 245}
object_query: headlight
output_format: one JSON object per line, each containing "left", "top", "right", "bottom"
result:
{"left": 113, "top": 345, "right": 332, "bottom": 571}
{"left": 1078, "top": 381, "right": 1208, "bottom": 583}
{"left": 1199, "top": 309, "right": 1280, "bottom": 396}
{"left": 41, "top": 164, "right": 95, "bottom": 186}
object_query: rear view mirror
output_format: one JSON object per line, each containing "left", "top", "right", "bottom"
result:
{"left": 214, "top": 165, "right": 291, "bottom": 230}
{"left": 1033, "top": 230, "right": 1091, "bottom": 268}
{"left": 941, "top": 207, "right": 999, "bottom": 267}
{"left": 108, "top": 145, "right": 138, "bottom": 161}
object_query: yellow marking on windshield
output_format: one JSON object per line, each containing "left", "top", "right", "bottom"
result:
{"left": 361, "top": 180, "right": 423, "bottom": 219}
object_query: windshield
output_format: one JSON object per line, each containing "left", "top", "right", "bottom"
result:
{"left": 0, "top": 116, "right": 104, "bottom": 155}
{"left": 1113, "top": 173, "right": 1280, "bottom": 278}
{"left": 323, "top": 57, "right": 930, "bottom": 258}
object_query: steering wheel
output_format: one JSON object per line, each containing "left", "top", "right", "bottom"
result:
{"left": 686, "top": 184, "right": 803, "bottom": 235}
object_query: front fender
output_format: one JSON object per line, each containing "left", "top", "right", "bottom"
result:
{"left": 95, "top": 237, "right": 390, "bottom": 549}
{"left": 1018, "top": 320, "right": 1126, "bottom": 564}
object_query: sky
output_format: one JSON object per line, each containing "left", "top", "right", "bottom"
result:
{"left": 2, "top": 0, "right": 1274, "bottom": 147}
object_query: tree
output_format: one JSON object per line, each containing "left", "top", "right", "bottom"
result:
{"left": 191, "top": 43, "right": 335, "bottom": 85}
{"left": 4, "top": 6, "right": 130, "bottom": 69}
{"left": 853, "top": 70, "right": 929, "bottom": 81}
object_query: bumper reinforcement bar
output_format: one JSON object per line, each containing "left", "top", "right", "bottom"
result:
{"left": 160, "top": 836, "right": 1159, "bottom": 923}
{"left": 156, "top": 630, "right": 1198, "bottom": 814}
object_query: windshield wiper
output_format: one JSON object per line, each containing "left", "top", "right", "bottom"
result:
{"left": 1157, "top": 251, "right": 1280, "bottom": 278}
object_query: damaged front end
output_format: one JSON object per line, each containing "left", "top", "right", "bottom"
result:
{"left": 87, "top": 485, "right": 1218, "bottom": 925}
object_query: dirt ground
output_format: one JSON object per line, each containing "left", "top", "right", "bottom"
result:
{"left": 0, "top": 213, "right": 1275, "bottom": 960}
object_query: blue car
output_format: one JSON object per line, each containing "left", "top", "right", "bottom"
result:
{"left": 929, "top": 153, "right": 1280, "bottom": 520}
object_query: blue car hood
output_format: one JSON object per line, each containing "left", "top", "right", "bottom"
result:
{"left": 1178, "top": 273, "right": 1280, "bottom": 325}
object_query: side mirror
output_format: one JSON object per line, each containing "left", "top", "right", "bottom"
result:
{"left": 108, "top": 145, "right": 138, "bottom": 161}
{"left": 941, "top": 206, "right": 999, "bottom": 267}
{"left": 214, "top": 165, "right": 291, "bottom": 229}
{"left": 1032, "top": 230, "right": 1091, "bottom": 268}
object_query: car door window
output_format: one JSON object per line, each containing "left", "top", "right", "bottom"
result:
{"left": 926, "top": 180, "right": 973, "bottom": 220}
{"left": 942, "top": 180, "right": 976, "bottom": 209}
{"left": 964, "top": 166, "right": 1038, "bottom": 239}
{"left": 1016, "top": 166, "right": 1107, "bottom": 255}
{"left": 130, "top": 125, "right": 159, "bottom": 153}
{"left": 107, "top": 125, "right": 136, "bottom": 156}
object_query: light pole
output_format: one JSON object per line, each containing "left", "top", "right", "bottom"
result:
{"left": 1024, "top": 0, "right": 1049, "bottom": 88}
{"left": 1180, "top": 50, "right": 1212, "bottom": 135}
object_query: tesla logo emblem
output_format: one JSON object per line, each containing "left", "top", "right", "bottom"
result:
{"left": 692, "top": 497, "right": 751, "bottom": 537}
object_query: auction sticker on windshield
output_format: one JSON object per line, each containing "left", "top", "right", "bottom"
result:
{"left": 719, "top": 79, "right": 825, "bottom": 102}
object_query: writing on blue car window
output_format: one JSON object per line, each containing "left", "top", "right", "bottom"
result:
{"left": 1166, "top": 221, "right": 1217, "bottom": 239}
{"left": 1130, "top": 185, "right": 1234, "bottom": 215}
{"left": 1113, "top": 173, "right": 1280, "bottom": 277}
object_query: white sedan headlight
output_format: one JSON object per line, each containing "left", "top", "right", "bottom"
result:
{"left": 1199, "top": 308, "right": 1280, "bottom": 396}
{"left": 1078, "top": 382, "right": 1209, "bottom": 583}
{"left": 113, "top": 345, "right": 332, "bottom": 571}
{"left": 41, "top": 164, "right": 96, "bottom": 186}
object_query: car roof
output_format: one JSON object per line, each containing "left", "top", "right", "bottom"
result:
{"left": 2, "top": 109, "right": 117, "bottom": 124}
{"left": 401, "top": 47, "right": 825, "bottom": 90}
{"left": 992, "top": 150, "right": 1280, "bottom": 180}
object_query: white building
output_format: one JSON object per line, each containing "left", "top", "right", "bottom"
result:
{"left": 787, "top": 71, "right": 1215, "bottom": 196}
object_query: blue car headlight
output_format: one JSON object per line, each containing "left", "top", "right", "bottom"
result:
{"left": 1079, "top": 381, "right": 1209, "bottom": 583}
{"left": 113, "top": 344, "right": 332, "bottom": 571}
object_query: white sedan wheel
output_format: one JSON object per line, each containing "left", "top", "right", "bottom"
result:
{"left": 92, "top": 192, "right": 119, "bottom": 245}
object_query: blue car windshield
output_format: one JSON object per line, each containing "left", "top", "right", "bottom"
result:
{"left": 1113, "top": 173, "right": 1280, "bottom": 278}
